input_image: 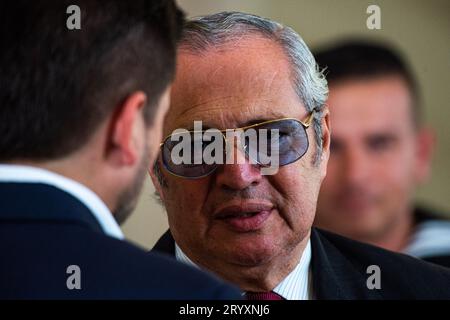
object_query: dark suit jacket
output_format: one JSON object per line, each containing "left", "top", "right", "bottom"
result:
{"left": 0, "top": 182, "right": 241, "bottom": 299}
{"left": 153, "top": 228, "right": 450, "bottom": 299}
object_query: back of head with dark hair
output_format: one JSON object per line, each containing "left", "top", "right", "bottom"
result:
{"left": 0, "top": 0, "right": 184, "bottom": 161}
{"left": 314, "top": 40, "right": 421, "bottom": 125}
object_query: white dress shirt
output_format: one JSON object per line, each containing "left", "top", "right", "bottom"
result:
{"left": 404, "top": 219, "right": 450, "bottom": 258}
{"left": 175, "top": 239, "right": 312, "bottom": 300}
{"left": 0, "top": 164, "right": 124, "bottom": 240}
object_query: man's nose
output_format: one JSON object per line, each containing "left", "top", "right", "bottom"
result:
{"left": 215, "top": 145, "right": 262, "bottom": 191}
{"left": 344, "top": 148, "right": 370, "bottom": 185}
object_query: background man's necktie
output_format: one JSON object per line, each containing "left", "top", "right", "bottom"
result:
{"left": 245, "top": 291, "right": 285, "bottom": 300}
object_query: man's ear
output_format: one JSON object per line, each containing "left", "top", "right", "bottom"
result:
{"left": 108, "top": 91, "right": 147, "bottom": 167}
{"left": 319, "top": 106, "right": 331, "bottom": 179}
{"left": 414, "top": 127, "right": 435, "bottom": 184}
{"left": 149, "top": 162, "right": 166, "bottom": 203}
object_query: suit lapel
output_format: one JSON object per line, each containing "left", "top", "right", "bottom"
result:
{"left": 153, "top": 230, "right": 176, "bottom": 255}
{"left": 310, "top": 228, "right": 383, "bottom": 299}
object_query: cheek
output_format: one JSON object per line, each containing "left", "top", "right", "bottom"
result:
{"left": 376, "top": 150, "right": 416, "bottom": 189}
{"left": 374, "top": 161, "right": 415, "bottom": 216}
{"left": 165, "top": 179, "right": 210, "bottom": 230}
{"left": 273, "top": 163, "right": 320, "bottom": 226}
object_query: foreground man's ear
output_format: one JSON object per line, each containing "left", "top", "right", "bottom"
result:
{"left": 107, "top": 91, "right": 147, "bottom": 167}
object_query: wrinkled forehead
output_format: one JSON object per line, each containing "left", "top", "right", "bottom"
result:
{"left": 165, "top": 36, "right": 305, "bottom": 133}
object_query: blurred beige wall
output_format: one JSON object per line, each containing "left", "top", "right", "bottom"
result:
{"left": 122, "top": 0, "right": 450, "bottom": 249}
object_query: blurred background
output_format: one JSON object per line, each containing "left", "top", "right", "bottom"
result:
{"left": 122, "top": 0, "right": 450, "bottom": 249}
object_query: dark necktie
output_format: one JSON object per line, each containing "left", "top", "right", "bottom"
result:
{"left": 245, "top": 291, "right": 285, "bottom": 300}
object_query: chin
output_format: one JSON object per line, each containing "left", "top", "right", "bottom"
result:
{"left": 113, "top": 206, "right": 134, "bottom": 225}
{"left": 222, "top": 237, "right": 279, "bottom": 267}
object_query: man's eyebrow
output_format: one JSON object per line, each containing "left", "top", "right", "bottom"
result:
{"left": 176, "top": 122, "right": 216, "bottom": 131}
{"left": 239, "top": 118, "right": 271, "bottom": 127}
{"left": 175, "top": 115, "right": 289, "bottom": 131}
{"left": 238, "top": 116, "right": 290, "bottom": 128}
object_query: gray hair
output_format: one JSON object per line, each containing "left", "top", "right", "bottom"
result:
{"left": 179, "top": 11, "right": 329, "bottom": 163}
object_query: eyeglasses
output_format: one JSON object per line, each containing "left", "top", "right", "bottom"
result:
{"left": 159, "top": 112, "right": 315, "bottom": 179}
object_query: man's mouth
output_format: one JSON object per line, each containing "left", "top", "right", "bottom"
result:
{"left": 214, "top": 202, "right": 274, "bottom": 232}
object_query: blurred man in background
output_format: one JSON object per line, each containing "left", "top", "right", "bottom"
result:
{"left": 0, "top": 0, "right": 240, "bottom": 299}
{"left": 314, "top": 41, "right": 450, "bottom": 268}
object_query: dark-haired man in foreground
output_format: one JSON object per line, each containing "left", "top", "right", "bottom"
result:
{"left": 0, "top": 1, "right": 240, "bottom": 299}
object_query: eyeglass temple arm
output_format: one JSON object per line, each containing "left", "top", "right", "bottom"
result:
{"left": 302, "top": 111, "right": 315, "bottom": 128}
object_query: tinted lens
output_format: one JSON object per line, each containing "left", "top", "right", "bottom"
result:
{"left": 245, "top": 119, "right": 309, "bottom": 166}
{"left": 161, "top": 131, "right": 223, "bottom": 178}
{"left": 161, "top": 119, "right": 309, "bottom": 178}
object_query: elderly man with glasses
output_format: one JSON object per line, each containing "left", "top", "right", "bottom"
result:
{"left": 150, "top": 12, "right": 450, "bottom": 300}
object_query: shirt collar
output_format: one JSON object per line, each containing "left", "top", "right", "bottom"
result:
{"left": 0, "top": 164, "right": 124, "bottom": 240}
{"left": 272, "top": 239, "right": 311, "bottom": 300}
{"left": 175, "top": 238, "right": 312, "bottom": 300}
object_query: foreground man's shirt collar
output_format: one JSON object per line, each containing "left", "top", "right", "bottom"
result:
{"left": 0, "top": 164, "right": 124, "bottom": 240}
{"left": 175, "top": 239, "right": 312, "bottom": 300}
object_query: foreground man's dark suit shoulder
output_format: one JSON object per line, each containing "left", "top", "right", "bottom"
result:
{"left": 154, "top": 228, "right": 450, "bottom": 299}
{"left": 0, "top": 183, "right": 240, "bottom": 299}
